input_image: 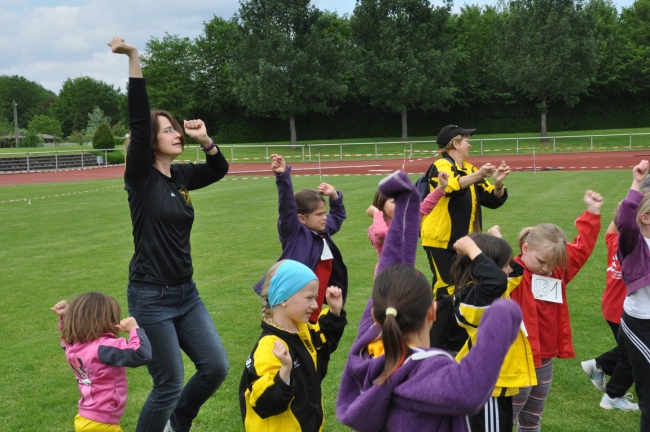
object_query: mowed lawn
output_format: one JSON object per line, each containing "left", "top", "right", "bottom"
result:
{"left": 0, "top": 168, "right": 641, "bottom": 431}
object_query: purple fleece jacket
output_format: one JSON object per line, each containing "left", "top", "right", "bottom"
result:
{"left": 337, "top": 299, "right": 521, "bottom": 432}
{"left": 336, "top": 171, "right": 522, "bottom": 431}
{"left": 253, "top": 166, "right": 348, "bottom": 300}
{"left": 618, "top": 188, "right": 650, "bottom": 294}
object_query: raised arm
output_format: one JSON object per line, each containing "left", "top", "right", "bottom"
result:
{"left": 107, "top": 36, "right": 142, "bottom": 78}
{"left": 108, "top": 37, "right": 151, "bottom": 188}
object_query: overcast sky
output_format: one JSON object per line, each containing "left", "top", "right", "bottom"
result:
{"left": 0, "top": 0, "right": 638, "bottom": 95}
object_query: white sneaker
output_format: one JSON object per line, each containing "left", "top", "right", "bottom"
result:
{"left": 600, "top": 393, "right": 639, "bottom": 411}
{"left": 163, "top": 421, "right": 175, "bottom": 432}
{"left": 581, "top": 359, "right": 606, "bottom": 392}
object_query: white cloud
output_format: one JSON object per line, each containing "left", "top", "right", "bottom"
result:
{"left": 0, "top": 0, "right": 637, "bottom": 94}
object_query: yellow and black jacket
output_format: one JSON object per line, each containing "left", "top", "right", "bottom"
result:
{"left": 454, "top": 257, "right": 537, "bottom": 396}
{"left": 239, "top": 309, "right": 347, "bottom": 431}
{"left": 421, "top": 156, "right": 508, "bottom": 250}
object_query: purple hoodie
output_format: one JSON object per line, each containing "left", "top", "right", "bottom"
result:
{"left": 253, "top": 166, "right": 348, "bottom": 300}
{"left": 617, "top": 188, "right": 650, "bottom": 294}
{"left": 336, "top": 171, "right": 521, "bottom": 431}
{"left": 337, "top": 299, "right": 521, "bottom": 432}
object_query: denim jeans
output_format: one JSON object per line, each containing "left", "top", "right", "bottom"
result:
{"left": 127, "top": 280, "right": 229, "bottom": 432}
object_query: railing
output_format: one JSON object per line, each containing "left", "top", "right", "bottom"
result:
{"left": 2, "top": 132, "right": 650, "bottom": 172}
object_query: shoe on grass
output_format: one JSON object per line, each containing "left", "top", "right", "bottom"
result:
{"left": 600, "top": 393, "right": 639, "bottom": 411}
{"left": 581, "top": 359, "right": 606, "bottom": 392}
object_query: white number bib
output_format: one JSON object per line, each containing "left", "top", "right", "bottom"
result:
{"left": 531, "top": 274, "right": 563, "bottom": 304}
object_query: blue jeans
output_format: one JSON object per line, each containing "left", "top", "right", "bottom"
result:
{"left": 128, "top": 280, "right": 229, "bottom": 432}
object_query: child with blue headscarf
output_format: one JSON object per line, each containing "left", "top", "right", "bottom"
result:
{"left": 239, "top": 260, "right": 347, "bottom": 431}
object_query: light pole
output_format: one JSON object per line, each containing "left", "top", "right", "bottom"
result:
{"left": 13, "top": 100, "right": 19, "bottom": 148}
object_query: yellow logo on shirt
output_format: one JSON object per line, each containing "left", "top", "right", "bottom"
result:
{"left": 178, "top": 186, "right": 191, "bottom": 205}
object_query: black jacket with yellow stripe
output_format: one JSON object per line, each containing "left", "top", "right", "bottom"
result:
{"left": 239, "top": 309, "right": 347, "bottom": 431}
{"left": 454, "top": 256, "right": 537, "bottom": 396}
{"left": 421, "top": 155, "right": 508, "bottom": 250}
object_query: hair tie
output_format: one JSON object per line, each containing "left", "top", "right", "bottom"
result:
{"left": 385, "top": 307, "right": 398, "bottom": 317}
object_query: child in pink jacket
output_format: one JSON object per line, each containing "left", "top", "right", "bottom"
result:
{"left": 52, "top": 292, "right": 151, "bottom": 431}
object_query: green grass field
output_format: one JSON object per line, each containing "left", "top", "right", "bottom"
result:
{"left": 0, "top": 168, "right": 642, "bottom": 431}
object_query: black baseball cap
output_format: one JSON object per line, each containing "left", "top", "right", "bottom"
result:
{"left": 436, "top": 124, "right": 477, "bottom": 147}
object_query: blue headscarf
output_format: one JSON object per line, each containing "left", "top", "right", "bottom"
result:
{"left": 267, "top": 260, "right": 318, "bottom": 307}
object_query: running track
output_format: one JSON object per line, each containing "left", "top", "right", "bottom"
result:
{"left": 1, "top": 151, "right": 648, "bottom": 186}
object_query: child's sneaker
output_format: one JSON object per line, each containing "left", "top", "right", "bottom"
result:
{"left": 581, "top": 359, "right": 606, "bottom": 392}
{"left": 600, "top": 393, "right": 639, "bottom": 411}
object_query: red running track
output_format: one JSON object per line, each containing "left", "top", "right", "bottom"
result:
{"left": 1, "top": 151, "right": 648, "bottom": 186}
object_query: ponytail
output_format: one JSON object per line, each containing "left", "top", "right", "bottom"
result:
{"left": 372, "top": 265, "right": 432, "bottom": 385}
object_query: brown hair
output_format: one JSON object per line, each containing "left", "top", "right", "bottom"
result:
{"left": 372, "top": 265, "right": 432, "bottom": 385}
{"left": 295, "top": 189, "right": 326, "bottom": 215}
{"left": 60, "top": 292, "right": 121, "bottom": 345}
{"left": 124, "top": 110, "right": 186, "bottom": 161}
{"left": 261, "top": 260, "right": 288, "bottom": 322}
{"left": 517, "top": 224, "right": 568, "bottom": 270}
{"left": 372, "top": 190, "right": 392, "bottom": 223}
{"left": 450, "top": 233, "right": 512, "bottom": 299}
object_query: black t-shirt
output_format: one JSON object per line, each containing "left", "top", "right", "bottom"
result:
{"left": 124, "top": 78, "right": 229, "bottom": 285}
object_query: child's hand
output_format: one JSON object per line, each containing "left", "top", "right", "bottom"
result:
{"left": 116, "top": 317, "right": 139, "bottom": 333}
{"left": 273, "top": 340, "right": 293, "bottom": 384}
{"left": 487, "top": 225, "right": 502, "bottom": 238}
{"left": 50, "top": 300, "right": 68, "bottom": 316}
{"left": 436, "top": 171, "right": 449, "bottom": 191}
{"left": 325, "top": 286, "right": 344, "bottom": 316}
{"left": 366, "top": 205, "right": 379, "bottom": 217}
{"left": 271, "top": 154, "right": 287, "bottom": 174}
{"left": 494, "top": 161, "right": 510, "bottom": 185}
{"left": 584, "top": 190, "right": 604, "bottom": 215}
{"left": 318, "top": 183, "right": 337, "bottom": 200}
{"left": 632, "top": 160, "right": 649, "bottom": 189}
{"left": 453, "top": 236, "right": 482, "bottom": 260}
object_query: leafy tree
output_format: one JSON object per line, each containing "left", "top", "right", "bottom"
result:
{"left": 28, "top": 114, "right": 63, "bottom": 138}
{"left": 581, "top": 0, "right": 629, "bottom": 99}
{"left": 68, "top": 130, "right": 86, "bottom": 146}
{"left": 497, "top": 0, "right": 600, "bottom": 141}
{"left": 351, "top": 0, "right": 456, "bottom": 140}
{"left": 111, "top": 121, "right": 128, "bottom": 138}
{"left": 193, "top": 16, "right": 242, "bottom": 129}
{"left": 19, "top": 129, "right": 42, "bottom": 148}
{"left": 0, "top": 75, "right": 56, "bottom": 128}
{"left": 233, "top": 0, "right": 349, "bottom": 146}
{"left": 449, "top": 5, "right": 511, "bottom": 106}
{"left": 141, "top": 34, "right": 197, "bottom": 121}
{"left": 618, "top": 0, "right": 650, "bottom": 94}
{"left": 85, "top": 106, "right": 111, "bottom": 140}
{"left": 50, "top": 77, "right": 120, "bottom": 136}
{"left": 92, "top": 123, "right": 115, "bottom": 150}
{"left": 0, "top": 117, "right": 14, "bottom": 137}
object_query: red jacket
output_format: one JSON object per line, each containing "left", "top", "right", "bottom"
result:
{"left": 509, "top": 211, "right": 600, "bottom": 367}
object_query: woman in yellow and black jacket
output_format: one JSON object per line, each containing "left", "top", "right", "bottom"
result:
{"left": 421, "top": 124, "right": 510, "bottom": 351}
{"left": 451, "top": 233, "right": 537, "bottom": 432}
{"left": 239, "top": 260, "right": 347, "bottom": 431}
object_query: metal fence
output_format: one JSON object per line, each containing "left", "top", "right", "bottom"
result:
{"left": 2, "top": 132, "right": 650, "bottom": 171}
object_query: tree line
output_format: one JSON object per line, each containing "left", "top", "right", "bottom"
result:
{"left": 2, "top": 0, "right": 649, "bottom": 147}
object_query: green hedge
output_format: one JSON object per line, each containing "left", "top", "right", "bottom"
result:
{"left": 213, "top": 91, "right": 650, "bottom": 143}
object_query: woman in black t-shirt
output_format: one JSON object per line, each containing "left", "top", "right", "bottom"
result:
{"left": 108, "top": 37, "right": 229, "bottom": 432}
